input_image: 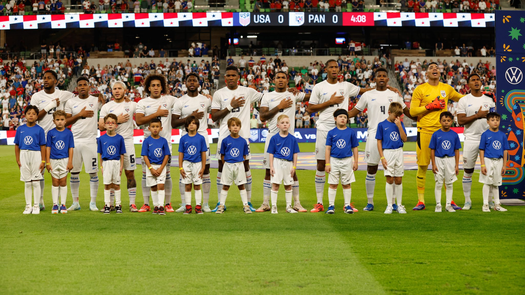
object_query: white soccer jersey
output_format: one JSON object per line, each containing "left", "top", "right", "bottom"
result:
{"left": 30, "top": 89, "right": 74, "bottom": 134}
{"left": 211, "top": 86, "right": 263, "bottom": 139}
{"left": 457, "top": 94, "right": 495, "bottom": 142}
{"left": 65, "top": 95, "right": 100, "bottom": 142}
{"left": 354, "top": 89, "right": 406, "bottom": 135}
{"left": 136, "top": 95, "right": 175, "bottom": 143}
{"left": 260, "top": 91, "right": 305, "bottom": 134}
{"left": 309, "top": 81, "right": 360, "bottom": 131}
{"left": 99, "top": 100, "right": 137, "bottom": 141}
{"left": 172, "top": 94, "right": 211, "bottom": 137}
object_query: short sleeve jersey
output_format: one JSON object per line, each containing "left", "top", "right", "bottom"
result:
{"left": 376, "top": 119, "right": 406, "bottom": 150}
{"left": 14, "top": 124, "right": 46, "bottom": 151}
{"left": 172, "top": 94, "right": 211, "bottom": 138}
{"left": 47, "top": 128, "right": 74, "bottom": 159}
{"left": 141, "top": 136, "right": 171, "bottom": 165}
{"left": 30, "top": 89, "right": 74, "bottom": 135}
{"left": 65, "top": 95, "right": 100, "bottom": 142}
{"left": 136, "top": 95, "right": 176, "bottom": 146}
{"left": 429, "top": 129, "right": 461, "bottom": 158}
{"left": 260, "top": 91, "right": 305, "bottom": 134}
{"left": 457, "top": 94, "right": 495, "bottom": 142}
{"left": 355, "top": 89, "right": 406, "bottom": 135}
{"left": 97, "top": 133, "right": 126, "bottom": 161}
{"left": 326, "top": 127, "right": 359, "bottom": 158}
{"left": 479, "top": 129, "right": 509, "bottom": 159}
{"left": 267, "top": 133, "right": 300, "bottom": 161}
{"left": 99, "top": 100, "right": 137, "bottom": 142}
{"left": 220, "top": 135, "right": 249, "bottom": 163}
{"left": 178, "top": 133, "right": 207, "bottom": 163}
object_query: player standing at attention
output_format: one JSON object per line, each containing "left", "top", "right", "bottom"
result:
{"left": 65, "top": 77, "right": 103, "bottom": 211}
{"left": 15, "top": 105, "right": 46, "bottom": 214}
{"left": 430, "top": 112, "right": 461, "bottom": 212}
{"left": 30, "top": 70, "right": 74, "bottom": 211}
{"left": 256, "top": 71, "right": 309, "bottom": 212}
{"left": 99, "top": 81, "right": 139, "bottom": 212}
{"left": 306, "top": 59, "right": 370, "bottom": 213}
{"left": 376, "top": 103, "right": 408, "bottom": 214}
{"left": 347, "top": 68, "right": 414, "bottom": 211}
{"left": 172, "top": 73, "right": 212, "bottom": 212}
{"left": 141, "top": 119, "right": 171, "bottom": 215}
{"left": 178, "top": 116, "right": 207, "bottom": 214}
{"left": 136, "top": 74, "right": 175, "bottom": 213}
{"left": 46, "top": 110, "right": 74, "bottom": 214}
{"left": 456, "top": 74, "right": 496, "bottom": 210}
{"left": 409, "top": 62, "right": 463, "bottom": 211}
{"left": 324, "top": 109, "right": 359, "bottom": 214}
{"left": 211, "top": 66, "right": 263, "bottom": 212}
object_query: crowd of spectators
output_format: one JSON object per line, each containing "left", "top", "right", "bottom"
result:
{"left": 254, "top": 0, "right": 364, "bottom": 12}
{"left": 398, "top": 0, "right": 500, "bottom": 12}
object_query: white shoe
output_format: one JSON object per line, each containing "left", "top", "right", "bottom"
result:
{"left": 397, "top": 205, "right": 407, "bottom": 214}
{"left": 32, "top": 205, "right": 40, "bottom": 214}
{"left": 462, "top": 202, "right": 472, "bottom": 210}
{"left": 384, "top": 206, "right": 393, "bottom": 214}
{"left": 488, "top": 201, "right": 495, "bottom": 209}
{"left": 175, "top": 205, "right": 186, "bottom": 213}
{"left": 286, "top": 206, "right": 298, "bottom": 214}
{"left": 445, "top": 205, "right": 456, "bottom": 212}
{"left": 23, "top": 205, "right": 32, "bottom": 214}
{"left": 482, "top": 204, "right": 490, "bottom": 212}
{"left": 435, "top": 204, "right": 442, "bottom": 213}
{"left": 68, "top": 202, "right": 81, "bottom": 211}
{"left": 494, "top": 204, "right": 508, "bottom": 212}
{"left": 89, "top": 202, "right": 98, "bottom": 211}
{"left": 271, "top": 205, "right": 278, "bottom": 214}
{"left": 202, "top": 204, "right": 212, "bottom": 213}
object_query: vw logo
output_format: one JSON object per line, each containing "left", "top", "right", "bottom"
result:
{"left": 107, "top": 145, "right": 116, "bottom": 155}
{"left": 281, "top": 147, "right": 291, "bottom": 157}
{"left": 505, "top": 67, "right": 523, "bottom": 85}
{"left": 230, "top": 148, "right": 240, "bottom": 157}
{"left": 55, "top": 140, "right": 65, "bottom": 150}
{"left": 23, "top": 136, "right": 33, "bottom": 145}
{"left": 187, "top": 145, "right": 197, "bottom": 155}
{"left": 441, "top": 140, "right": 451, "bottom": 150}
{"left": 336, "top": 139, "right": 346, "bottom": 149}
{"left": 154, "top": 148, "right": 163, "bottom": 158}
{"left": 492, "top": 140, "right": 501, "bottom": 150}
{"left": 390, "top": 132, "right": 399, "bottom": 141}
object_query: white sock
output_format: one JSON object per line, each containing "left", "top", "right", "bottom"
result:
{"left": 195, "top": 189, "right": 202, "bottom": 206}
{"left": 220, "top": 189, "right": 228, "bottom": 205}
{"left": 488, "top": 187, "right": 494, "bottom": 203}
{"left": 128, "top": 187, "right": 136, "bottom": 205}
{"left": 25, "top": 182, "right": 32, "bottom": 206}
{"left": 315, "top": 170, "right": 326, "bottom": 204}
{"left": 89, "top": 173, "right": 99, "bottom": 203}
{"left": 158, "top": 190, "right": 165, "bottom": 207}
{"left": 328, "top": 188, "right": 337, "bottom": 206}
{"left": 52, "top": 186, "right": 59, "bottom": 205}
{"left": 202, "top": 174, "right": 210, "bottom": 206}
{"left": 109, "top": 189, "right": 115, "bottom": 206}
{"left": 271, "top": 190, "right": 278, "bottom": 207}
{"left": 177, "top": 177, "right": 185, "bottom": 206}
{"left": 185, "top": 191, "right": 192, "bottom": 205}
{"left": 164, "top": 173, "right": 172, "bottom": 205}
{"left": 386, "top": 183, "right": 394, "bottom": 206}
{"left": 142, "top": 174, "right": 150, "bottom": 205}
{"left": 40, "top": 179, "right": 45, "bottom": 201}
{"left": 482, "top": 184, "right": 490, "bottom": 205}
{"left": 245, "top": 170, "right": 252, "bottom": 202}
{"left": 59, "top": 186, "right": 67, "bottom": 205}
{"left": 115, "top": 190, "right": 121, "bottom": 207}
{"left": 32, "top": 182, "right": 41, "bottom": 206}
{"left": 216, "top": 172, "right": 223, "bottom": 203}
{"left": 70, "top": 174, "right": 80, "bottom": 203}
{"left": 343, "top": 188, "right": 351, "bottom": 206}
{"left": 435, "top": 182, "right": 443, "bottom": 205}
{"left": 365, "top": 173, "right": 376, "bottom": 204}
{"left": 285, "top": 189, "right": 292, "bottom": 207}
{"left": 292, "top": 180, "right": 300, "bottom": 205}
{"left": 462, "top": 172, "right": 473, "bottom": 203}
{"left": 492, "top": 185, "right": 500, "bottom": 204}
{"left": 395, "top": 183, "right": 402, "bottom": 205}
{"left": 104, "top": 190, "right": 111, "bottom": 206}
{"left": 445, "top": 184, "right": 453, "bottom": 207}
{"left": 240, "top": 189, "right": 248, "bottom": 206}
{"left": 263, "top": 179, "right": 271, "bottom": 205}
{"left": 151, "top": 190, "right": 159, "bottom": 207}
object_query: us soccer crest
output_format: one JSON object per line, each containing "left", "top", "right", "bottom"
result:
{"left": 162, "top": 103, "right": 167, "bottom": 108}
{"left": 239, "top": 12, "right": 251, "bottom": 27}
{"left": 388, "top": 98, "right": 393, "bottom": 103}
{"left": 89, "top": 103, "right": 94, "bottom": 108}
{"left": 200, "top": 103, "right": 205, "bottom": 108}
{"left": 125, "top": 107, "right": 130, "bottom": 112}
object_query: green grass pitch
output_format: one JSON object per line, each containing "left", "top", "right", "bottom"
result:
{"left": 1, "top": 144, "right": 524, "bottom": 294}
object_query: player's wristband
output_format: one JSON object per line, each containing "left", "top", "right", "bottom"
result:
{"left": 46, "top": 162, "right": 50, "bottom": 165}
{"left": 42, "top": 160, "right": 46, "bottom": 163}
{"left": 227, "top": 105, "right": 233, "bottom": 112}
{"left": 179, "top": 168, "right": 184, "bottom": 170}
{"left": 380, "top": 157, "right": 385, "bottom": 160}
{"left": 325, "top": 163, "right": 330, "bottom": 166}
{"left": 148, "top": 166, "right": 152, "bottom": 170}
{"left": 293, "top": 166, "right": 296, "bottom": 169}
{"left": 481, "top": 165, "right": 486, "bottom": 167}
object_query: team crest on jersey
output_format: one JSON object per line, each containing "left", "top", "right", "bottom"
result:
{"left": 440, "top": 90, "right": 447, "bottom": 98}
{"left": 238, "top": 96, "right": 245, "bottom": 101}
{"left": 201, "top": 103, "right": 205, "bottom": 108}
{"left": 483, "top": 104, "right": 488, "bottom": 109}
{"left": 388, "top": 98, "right": 393, "bottom": 103}
{"left": 162, "top": 104, "right": 167, "bottom": 108}
{"left": 125, "top": 107, "right": 130, "bottom": 112}
{"left": 89, "top": 103, "right": 94, "bottom": 108}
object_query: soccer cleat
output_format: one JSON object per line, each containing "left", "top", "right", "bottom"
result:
{"left": 392, "top": 204, "right": 398, "bottom": 212}
{"left": 243, "top": 205, "right": 252, "bottom": 214}
{"left": 165, "top": 203, "right": 175, "bottom": 213}
{"left": 363, "top": 203, "right": 374, "bottom": 211}
{"left": 52, "top": 204, "right": 59, "bottom": 214}
{"left": 32, "top": 205, "right": 40, "bottom": 214}
{"left": 153, "top": 206, "right": 159, "bottom": 214}
{"left": 67, "top": 202, "right": 81, "bottom": 211}
{"left": 445, "top": 205, "right": 456, "bottom": 212}
{"left": 482, "top": 204, "right": 490, "bottom": 212}
{"left": 89, "top": 202, "right": 99, "bottom": 212}
{"left": 494, "top": 204, "right": 508, "bottom": 212}
{"left": 286, "top": 206, "right": 298, "bottom": 214}
{"left": 138, "top": 204, "right": 151, "bottom": 212}
{"left": 23, "top": 205, "right": 32, "bottom": 214}
{"left": 215, "top": 205, "right": 225, "bottom": 214}
{"left": 60, "top": 205, "right": 67, "bottom": 214}
{"left": 462, "top": 202, "right": 472, "bottom": 211}
{"left": 435, "top": 204, "right": 442, "bottom": 213}
{"left": 195, "top": 205, "right": 203, "bottom": 214}
{"left": 116, "top": 205, "right": 123, "bottom": 214}
{"left": 255, "top": 203, "right": 271, "bottom": 212}
{"left": 129, "top": 204, "right": 139, "bottom": 212}
{"left": 211, "top": 202, "right": 221, "bottom": 213}
{"left": 384, "top": 206, "right": 393, "bottom": 214}
{"left": 488, "top": 201, "right": 495, "bottom": 209}
{"left": 39, "top": 203, "right": 45, "bottom": 211}
{"left": 184, "top": 205, "right": 192, "bottom": 214}
{"left": 202, "top": 204, "right": 211, "bottom": 213}
{"left": 271, "top": 205, "right": 278, "bottom": 214}
{"left": 413, "top": 202, "right": 426, "bottom": 210}
{"left": 325, "top": 205, "right": 335, "bottom": 214}
{"left": 397, "top": 205, "right": 407, "bottom": 214}
{"left": 247, "top": 202, "right": 256, "bottom": 212}
{"left": 158, "top": 206, "right": 166, "bottom": 215}
{"left": 175, "top": 205, "right": 186, "bottom": 213}
{"left": 450, "top": 201, "right": 462, "bottom": 210}
{"left": 292, "top": 203, "right": 307, "bottom": 212}
{"left": 310, "top": 203, "right": 324, "bottom": 213}
{"left": 344, "top": 205, "right": 354, "bottom": 214}
{"left": 103, "top": 205, "right": 110, "bottom": 214}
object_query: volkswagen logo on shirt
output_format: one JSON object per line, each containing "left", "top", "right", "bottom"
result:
{"left": 154, "top": 148, "right": 163, "bottom": 158}
{"left": 23, "top": 136, "right": 33, "bottom": 145}
{"left": 55, "top": 140, "right": 65, "bottom": 150}
{"left": 281, "top": 147, "right": 291, "bottom": 157}
{"left": 390, "top": 132, "right": 399, "bottom": 141}
{"left": 336, "top": 139, "right": 346, "bottom": 149}
{"left": 230, "top": 148, "right": 240, "bottom": 157}
{"left": 188, "top": 145, "right": 197, "bottom": 155}
{"left": 107, "top": 145, "right": 116, "bottom": 155}
{"left": 492, "top": 140, "right": 502, "bottom": 150}
{"left": 441, "top": 140, "right": 451, "bottom": 150}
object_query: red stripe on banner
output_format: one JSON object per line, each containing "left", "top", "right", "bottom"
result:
{"left": 108, "top": 13, "right": 122, "bottom": 20}
{"left": 133, "top": 129, "right": 144, "bottom": 136}
{"left": 0, "top": 16, "right": 9, "bottom": 22}
{"left": 415, "top": 13, "right": 428, "bottom": 19}
{"left": 193, "top": 12, "right": 207, "bottom": 19}
{"left": 7, "top": 130, "right": 16, "bottom": 138}
{"left": 163, "top": 13, "right": 178, "bottom": 19}
{"left": 79, "top": 14, "right": 93, "bottom": 20}
{"left": 135, "top": 13, "right": 149, "bottom": 19}
{"left": 470, "top": 13, "right": 485, "bottom": 19}
{"left": 24, "top": 15, "right": 37, "bottom": 21}
{"left": 387, "top": 12, "right": 400, "bottom": 18}
{"left": 221, "top": 12, "right": 233, "bottom": 18}
{"left": 443, "top": 13, "right": 457, "bottom": 19}
{"left": 51, "top": 14, "right": 65, "bottom": 21}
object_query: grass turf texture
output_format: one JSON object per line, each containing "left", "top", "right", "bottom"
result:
{"left": 1, "top": 145, "right": 524, "bottom": 294}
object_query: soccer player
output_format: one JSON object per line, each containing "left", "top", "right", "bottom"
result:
{"left": 430, "top": 112, "right": 461, "bottom": 212}
{"left": 409, "top": 62, "right": 463, "bottom": 211}
{"left": 376, "top": 102, "right": 408, "bottom": 214}
{"left": 257, "top": 71, "right": 309, "bottom": 212}
{"left": 65, "top": 77, "right": 102, "bottom": 211}
{"left": 211, "top": 66, "right": 263, "bottom": 212}
{"left": 347, "top": 68, "right": 414, "bottom": 211}
{"left": 172, "top": 73, "right": 212, "bottom": 212}
{"left": 306, "top": 59, "right": 370, "bottom": 213}
{"left": 98, "top": 114, "right": 126, "bottom": 214}
{"left": 178, "top": 116, "right": 207, "bottom": 214}
{"left": 99, "top": 81, "right": 139, "bottom": 212}
{"left": 324, "top": 109, "right": 359, "bottom": 214}
{"left": 46, "top": 110, "right": 74, "bottom": 214}
{"left": 268, "top": 114, "right": 300, "bottom": 214}
{"left": 30, "top": 70, "right": 74, "bottom": 211}
{"left": 136, "top": 74, "right": 175, "bottom": 213}
{"left": 479, "top": 112, "right": 509, "bottom": 212}
{"left": 15, "top": 105, "right": 46, "bottom": 214}
{"left": 141, "top": 119, "right": 171, "bottom": 215}
{"left": 216, "top": 117, "right": 251, "bottom": 214}
{"left": 456, "top": 74, "right": 496, "bottom": 210}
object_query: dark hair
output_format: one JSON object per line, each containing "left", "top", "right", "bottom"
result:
{"left": 325, "top": 59, "right": 338, "bottom": 67}
{"left": 375, "top": 68, "right": 388, "bottom": 76}
{"left": 274, "top": 71, "right": 288, "bottom": 79}
{"left": 76, "top": 76, "right": 89, "bottom": 84}
{"left": 440, "top": 111, "right": 454, "bottom": 120}
{"left": 389, "top": 102, "right": 403, "bottom": 116}
{"left": 144, "top": 73, "right": 167, "bottom": 96}
{"left": 487, "top": 112, "right": 500, "bottom": 120}
{"left": 150, "top": 118, "right": 162, "bottom": 126}
{"left": 185, "top": 72, "right": 199, "bottom": 81}
{"left": 467, "top": 73, "right": 481, "bottom": 83}
{"left": 25, "top": 105, "right": 39, "bottom": 115}
{"left": 225, "top": 65, "right": 239, "bottom": 73}
{"left": 44, "top": 70, "right": 58, "bottom": 80}
{"left": 104, "top": 113, "right": 118, "bottom": 123}
{"left": 428, "top": 62, "right": 438, "bottom": 67}
{"left": 184, "top": 115, "right": 200, "bottom": 132}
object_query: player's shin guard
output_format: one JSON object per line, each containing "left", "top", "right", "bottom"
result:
{"left": 142, "top": 172, "right": 150, "bottom": 205}
{"left": 240, "top": 189, "right": 248, "bottom": 206}
{"left": 445, "top": 184, "right": 453, "bottom": 207}
{"left": 177, "top": 176, "right": 185, "bottom": 206}
{"left": 128, "top": 187, "right": 136, "bottom": 205}
{"left": 185, "top": 191, "right": 192, "bottom": 205}
{"left": 202, "top": 174, "right": 211, "bottom": 205}
{"left": 195, "top": 190, "right": 202, "bottom": 206}
{"left": 482, "top": 184, "right": 490, "bottom": 205}
{"left": 492, "top": 185, "right": 500, "bottom": 205}
{"left": 292, "top": 180, "right": 300, "bottom": 205}
{"left": 285, "top": 190, "right": 292, "bottom": 207}
{"left": 59, "top": 186, "right": 67, "bottom": 205}
{"left": 395, "top": 183, "right": 402, "bottom": 205}
{"left": 104, "top": 190, "right": 111, "bottom": 206}
{"left": 245, "top": 170, "right": 252, "bottom": 202}
{"left": 386, "top": 183, "right": 394, "bottom": 206}
{"left": 462, "top": 172, "right": 473, "bottom": 203}
{"left": 343, "top": 188, "right": 351, "bottom": 206}
{"left": 32, "top": 182, "right": 41, "bottom": 206}
{"left": 315, "top": 170, "right": 326, "bottom": 204}
{"left": 52, "top": 186, "right": 59, "bottom": 205}
{"left": 271, "top": 190, "right": 278, "bottom": 207}
{"left": 219, "top": 189, "right": 228, "bottom": 205}
{"left": 40, "top": 179, "right": 45, "bottom": 204}
{"left": 365, "top": 173, "right": 376, "bottom": 205}
{"left": 328, "top": 188, "right": 337, "bottom": 206}
{"left": 158, "top": 190, "right": 166, "bottom": 207}
{"left": 110, "top": 189, "right": 115, "bottom": 206}
{"left": 416, "top": 166, "right": 427, "bottom": 203}
{"left": 115, "top": 190, "right": 121, "bottom": 207}
{"left": 70, "top": 173, "right": 80, "bottom": 203}
{"left": 216, "top": 172, "right": 223, "bottom": 202}
{"left": 25, "top": 182, "right": 32, "bottom": 206}
{"left": 164, "top": 172, "right": 172, "bottom": 205}
{"left": 89, "top": 173, "right": 99, "bottom": 203}
{"left": 263, "top": 179, "right": 271, "bottom": 205}
{"left": 151, "top": 190, "right": 159, "bottom": 208}
{"left": 435, "top": 182, "right": 443, "bottom": 205}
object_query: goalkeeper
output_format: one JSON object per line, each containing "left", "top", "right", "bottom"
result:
{"left": 409, "top": 62, "right": 463, "bottom": 210}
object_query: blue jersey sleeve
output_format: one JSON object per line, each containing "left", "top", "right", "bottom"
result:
{"left": 350, "top": 130, "right": 359, "bottom": 148}
{"left": 119, "top": 136, "right": 126, "bottom": 155}
{"left": 200, "top": 136, "right": 207, "bottom": 153}
{"left": 69, "top": 131, "right": 75, "bottom": 149}
{"left": 220, "top": 139, "right": 226, "bottom": 155}
{"left": 141, "top": 139, "right": 148, "bottom": 156}
{"left": 243, "top": 140, "right": 249, "bottom": 156}
{"left": 429, "top": 133, "right": 437, "bottom": 150}
{"left": 502, "top": 133, "right": 510, "bottom": 150}
{"left": 164, "top": 140, "right": 171, "bottom": 156}
{"left": 401, "top": 121, "right": 406, "bottom": 135}
{"left": 326, "top": 130, "right": 333, "bottom": 146}
{"left": 46, "top": 132, "right": 52, "bottom": 148}
{"left": 267, "top": 136, "right": 276, "bottom": 154}
{"left": 293, "top": 138, "right": 300, "bottom": 154}
{"left": 97, "top": 137, "right": 102, "bottom": 154}
{"left": 14, "top": 128, "right": 20, "bottom": 146}
{"left": 375, "top": 124, "right": 383, "bottom": 140}
{"left": 38, "top": 128, "right": 45, "bottom": 146}
{"left": 454, "top": 133, "right": 461, "bottom": 150}
{"left": 479, "top": 133, "right": 486, "bottom": 150}
{"left": 178, "top": 137, "right": 185, "bottom": 153}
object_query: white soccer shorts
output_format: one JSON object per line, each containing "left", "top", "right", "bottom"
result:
{"left": 271, "top": 157, "right": 294, "bottom": 185}
{"left": 50, "top": 158, "right": 69, "bottom": 179}
{"left": 328, "top": 156, "right": 356, "bottom": 185}
{"left": 71, "top": 140, "right": 98, "bottom": 174}
{"left": 123, "top": 141, "right": 136, "bottom": 171}
{"left": 384, "top": 148, "right": 404, "bottom": 177}
{"left": 315, "top": 129, "right": 328, "bottom": 160}
{"left": 180, "top": 160, "right": 204, "bottom": 185}
{"left": 479, "top": 157, "right": 504, "bottom": 186}
{"left": 221, "top": 162, "right": 247, "bottom": 186}
{"left": 102, "top": 160, "right": 121, "bottom": 185}
{"left": 146, "top": 164, "right": 167, "bottom": 187}
{"left": 462, "top": 140, "right": 479, "bottom": 170}
{"left": 20, "top": 150, "right": 44, "bottom": 182}
{"left": 434, "top": 156, "right": 457, "bottom": 185}
{"left": 365, "top": 134, "right": 380, "bottom": 166}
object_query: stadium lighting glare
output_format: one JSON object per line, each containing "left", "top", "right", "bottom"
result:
{"left": 247, "top": 35, "right": 257, "bottom": 38}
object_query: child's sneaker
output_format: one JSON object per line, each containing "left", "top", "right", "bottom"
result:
{"left": 325, "top": 205, "right": 335, "bottom": 214}
{"left": 129, "top": 204, "right": 139, "bottom": 212}
{"left": 243, "top": 205, "right": 252, "bottom": 214}
{"left": 153, "top": 206, "right": 159, "bottom": 214}
{"left": 384, "top": 206, "right": 393, "bottom": 214}
{"left": 165, "top": 203, "right": 175, "bottom": 212}
{"left": 247, "top": 202, "right": 256, "bottom": 212}
{"left": 482, "top": 204, "right": 490, "bottom": 212}
{"left": 116, "top": 205, "right": 123, "bottom": 214}
{"left": 462, "top": 202, "right": 472, "bottom": 210}
{"left": 158, "top": 206, "right": 166, "bottom": 215}
{"left": 89, "top": 202, "right": 98, "bottom": 211}
{"left": 445, "top": 205, "right": 456, "bottom": 212}
{"left": 494, "top": 204, "right": 508, "bottom": 212}
{"left": 23, "top": 205, "right": 32, "bottom": 214}
{"left": 397, "top": 205, "right": 407, "bottom": 214}
{"left": 488, "top": 201, "right": 495, "bottom": 209}
{"left": 202, "top": 204, "right": 211, "bottom": 213}
{"left": 344, "top": 205, "right": 354, "bottom": 214}
{"left": 103, "top": 205, "right": 110, "bottom": 214}
{"left": 256, "top": 203, "right": 271, "bottom": 212}
{"left": 435, "top": 204, "right": 442, "bottom": 213}
{"left": 286, "top": 206, "right": 298, "bottom": 213}
{"left": 60, "top": 205, "right": 67, "bottom": 214}
{"left": 195, "top": 205, "right": 203, "bottom": 214}
{"left": 184, "top": 205, "right": 192, "bottom": 214}
{"left": 310, "top": 203, "right": 324, "bottom": 213}
{"left": 271, "top": 205, "right": 278, "bottom": 214}
{"left": 292, "top": 203, "right": 307, "bottom": 212}
{"left": 215, "top": 205, "right": 225, "bottom": 214}
{"left": 175, "top": 205, "right": 186, "bottom": 213}
{"left": 138, "top": 204, "right": 151, "bottom": 212}
{"left": 67, "top": 202, "right": 80, "bottom": 211}
{"left": 52, "top": 204, "right": 59, "bottom": 214}
{"left": 32, "top": 205, "right": 40, "bottom": 214}
{"left": 363, "top": 203, "right": 374, "bottom": 211}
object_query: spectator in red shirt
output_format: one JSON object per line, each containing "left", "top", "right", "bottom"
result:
{"left": 312, "top": 0, "right": 318, "bottom": 10}
{"left": 270, "top": 1, "right": 276, "bottom": 11}
{"left": 335, "top": 0, "right": 342, "bottom": 11}
{"left": 407, "top": 0, "right": 414, "bottom": 11}
{"left": 275, "top": 1, "right": 282, "bottom": 10}
{"left": 328, "top": 0, "right": 335, "bottom": 11}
